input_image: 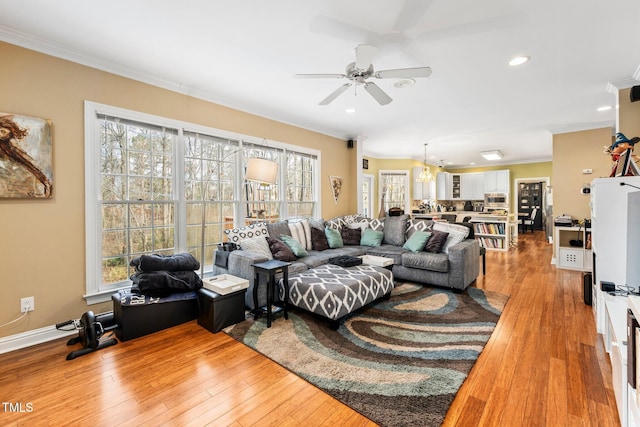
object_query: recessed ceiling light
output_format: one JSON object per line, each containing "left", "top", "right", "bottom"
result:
{"left": 447, "top": 161, "right": 453, "bottom": 165}
{"left": 508, "top": 56, "right": 530, "bottom": 66}
{"left": 597, "top": 105, "right": 612, "bottom": 112}
{"left": 470, "top": 162, "right": 476, "bottom": 165}
{"left": 345, "top": 108, "right": 356, "bottom": 114}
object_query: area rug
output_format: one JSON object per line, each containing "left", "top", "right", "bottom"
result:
{"left": 225, "top": 283, "right": 508, "bottom": 426}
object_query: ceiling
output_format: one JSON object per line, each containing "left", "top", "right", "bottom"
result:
{"left": 1, "top": 0, "right": 639, "bottom": 167}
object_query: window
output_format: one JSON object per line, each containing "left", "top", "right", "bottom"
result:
{"left": 85, "top": 102, "right": 320, "bottom": 303}
{"left": 379, "top": 170, "right": 410, "bottom": 215}
{"left": 183, "top": 131, "right": 239, "bottom": 265}
{"left": 285, "top": 151, "right": 315, "bottom": 219}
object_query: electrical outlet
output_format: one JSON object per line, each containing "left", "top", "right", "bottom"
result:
{"left": 21, "top": 296, "right": 34, "bottom": 313}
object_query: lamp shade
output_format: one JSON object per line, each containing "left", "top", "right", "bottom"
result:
{"left": 245, "top": 157, "right": 278, "bottom": 184}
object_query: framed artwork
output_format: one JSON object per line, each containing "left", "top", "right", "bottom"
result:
{"left": 329, "top": 175, "right": 343, "bottom": 204}
{"left": 0, "top": 112, "right": 53, "bottom": 198}
{"left": 363, "top": 158, "right": 369, "bottom": 169}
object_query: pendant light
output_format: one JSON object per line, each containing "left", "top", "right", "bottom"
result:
{"left": 416, "top": 143, "right": 434, "bottom": 182}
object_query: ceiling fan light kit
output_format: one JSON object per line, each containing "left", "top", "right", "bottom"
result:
{"left": 294, "top": 44, "right": 431, "bottom": 106}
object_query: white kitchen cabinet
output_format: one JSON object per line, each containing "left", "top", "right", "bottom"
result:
{"left": 484, "top": 170, "right": 510, "bottom": 194}
{"left": 436, "top": 172, "right": 451, "bottom": 200}
{"left": 461, "top": 173, "right": 485, "bottom": 200}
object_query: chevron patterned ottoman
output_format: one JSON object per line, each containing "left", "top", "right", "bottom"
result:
{"left": 286, "top": 263, "right": 394, "bottom": 328}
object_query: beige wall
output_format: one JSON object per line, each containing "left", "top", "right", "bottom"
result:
{"left": 552, "top": 127, "right": 612, "bottom": 220}
{"left": 619, "top": 87, "right": 640, "bottom": 138}
{"left": 0, "top": 42, "right": 356, "bottom": 337}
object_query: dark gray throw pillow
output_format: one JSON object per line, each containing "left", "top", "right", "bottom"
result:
{"left": 424, "top": 229, "right": 449, "bottom": 253}
{"left": 340, "top": 227, "right": 361, "bottom": 245}
{"left": 310, "top": 226, "right": 330, "bottom": 251}
{"left": 266, "top": 237, "right": 297, "bottom": 261}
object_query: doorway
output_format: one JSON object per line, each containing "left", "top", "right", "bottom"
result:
{"left": 514, "top": 176, "right": 551, "bottom": 241}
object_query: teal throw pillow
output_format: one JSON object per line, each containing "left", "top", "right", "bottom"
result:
{"left": 279, "top": 234, "right": 309, "bottom": 257}
{"left": 360, "top": 228, "right": 384, "bottom": 247}
{"left": 403, "top": 231, "right": 432, "bottom": 252}
{"left": 325, "top": 227, "right": 344, "bottom": 248}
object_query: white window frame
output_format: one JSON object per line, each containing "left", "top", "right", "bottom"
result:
{"left": 84, "top": 101, "right": 320, "bottom": 304}
{"left": 378, "top": 170, "right": 411, "bottom": 215}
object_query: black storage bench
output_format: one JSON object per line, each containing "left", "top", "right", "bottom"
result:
{"left": 112, "top": 290, "right": 198, "bottom": 341}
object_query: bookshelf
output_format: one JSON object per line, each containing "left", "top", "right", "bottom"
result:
{"left": 470, "top": 215, "right": 509, "bottom": 252}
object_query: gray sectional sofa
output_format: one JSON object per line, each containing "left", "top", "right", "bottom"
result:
{"left": 212, "top": 214, "right": 480, "bottom": 323}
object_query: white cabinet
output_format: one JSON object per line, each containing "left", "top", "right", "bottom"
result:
{"left": 604, "top": 296, "right": 628, "bottom": 427}
{"left": 412, "top": 166, "right": 436, "bottom": 200}
{"left": 554, "top": 226, "right": 591, "bottom": 272}
{"left": 484, "top": 170, "right": 510, "bottom": 194}
{"left": 591, "top": 176, "right": 640, "bottom": 333}
{"left": 461, "top": 173, "right": 485, "bottom": 200}
{"left": 436, "top": 172, "right": 451, "bottom": 200}
{"left": 438, "top": 171, "right": 485, "bottom": 201}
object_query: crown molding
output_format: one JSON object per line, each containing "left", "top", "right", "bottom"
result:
{"left": 607, "top": 76, "right": 640, "bottom": 93}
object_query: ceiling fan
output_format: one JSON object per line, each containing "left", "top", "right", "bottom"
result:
{"left": 293, "top": 44, "right": 432, "bottom": 106}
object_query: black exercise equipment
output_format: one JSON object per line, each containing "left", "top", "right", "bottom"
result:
{"left": 57, "top": 311, "right": 118, "bottom": 360}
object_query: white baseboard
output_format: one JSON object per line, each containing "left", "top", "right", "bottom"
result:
{"left": 0, "top": 325, "right": 77, "bottom": 355}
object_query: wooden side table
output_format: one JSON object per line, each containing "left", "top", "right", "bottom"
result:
{"left": 252, "top": 260, "right": 290, "bottom": 327}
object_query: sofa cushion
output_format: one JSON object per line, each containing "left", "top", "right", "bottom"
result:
{"left": 225, "top": 222, "right": 268, "bottom": 244}
{"left": 364, "top": 218, "right": 385, "bottom": 232}
{"left": 433, "top": 222, "right": 470, "bottom": 253}
{"left": 288, "top": 219, "right": 313, "bottom": 250}
{"left": 325, "top": 227, "right": 344, "bottom": 248}
{"left": 403, "top": 231, "right": 431, "bottom": 252}
{"left": 326, "top": 214, "right": 365, "bottom": 230}
{"left": 402, "top": 252, "right": 449, "bottom": 273}
{"left": 266, "top": 237, "right": 297, "bottom": 262}
{"left": 310, "top": 226, "right": 330, "bottom": 251}
{"left": 239, "top": 236, "right": 273, "bottom": 260}
{"left": 340, "top": 227, "right": 361, "bottom": 245}
{"left": 365, "top": 244, "right": 406, "bottom": 264}
{"left": 361, "top": 229, "right": 384, "bottom": 247}
{"left": 406, "top": 219, "right": 433, "bottom": 239}
{"left": 424, "top": 229, "right": 449, "bottom": 253}
{"left": 266, "top": 220, "right": 291, "bottom": 240}
{"left": 280, "top": 235, "right": 309, "bottom": 257}
{"left": 383, "top": 214, "right": 409, "bottom": 246}
{"left": 309, "top": 218, "right": 326, "bottom": 231}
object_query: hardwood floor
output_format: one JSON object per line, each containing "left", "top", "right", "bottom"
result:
{"left": 0, "top": 232, "right": 619, "bottom": 426}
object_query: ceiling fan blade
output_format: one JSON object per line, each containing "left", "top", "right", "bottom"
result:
{"left": 393, "top": 0, "right": 436, "bottom": 32}
{"left": 293, "top": 73, "right": 346, "bottom": 79}
{"left": 355, "top": 44, "right": 377, "bottom": 70}
{"left": 375, "top": 67, "right": 432, "bottom": 79}
{"left": 319, "top": 83, "right": 352, "bottom": 106}
{"left": 364, "top": 82, "right": 393, "bottom": 106}
{"left": 310, "top": 15, "right": 374, "bottom": 44}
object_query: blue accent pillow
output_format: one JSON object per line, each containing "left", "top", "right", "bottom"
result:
{"left": 325, "top": 227, "right": 344, "bottom": 248}
{"left": 402, "top": 231, "right": 431, "bottom": 252}
{"left": 360, "top": 229, "right": 384, "bottom": 247}
{"left": 279, "top": 235, "right": 309, "bottom": 257}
